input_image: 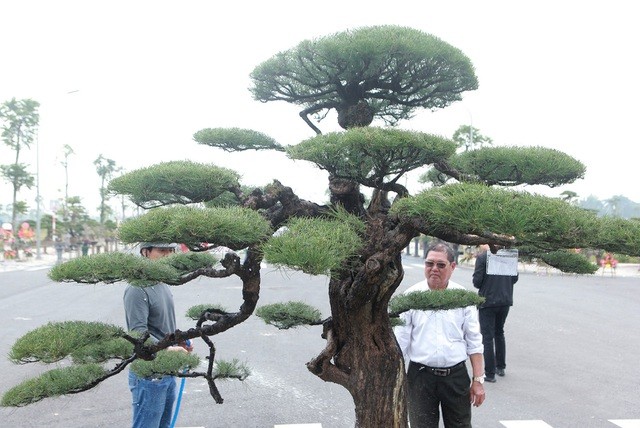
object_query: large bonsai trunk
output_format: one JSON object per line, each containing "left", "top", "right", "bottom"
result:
{"left": 307, "top": 254, "right": 410, "bottom": 427}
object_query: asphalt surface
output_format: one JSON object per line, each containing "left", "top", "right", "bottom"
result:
{"left": 0, "top": 254, "right": 639, "bottom": 427}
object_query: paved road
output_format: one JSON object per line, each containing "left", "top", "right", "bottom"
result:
{"left": 0, "top": 256, "right": 639, "bottom": 427}
{"left": 403, "top": 258, "right": 640, "bottom": 428}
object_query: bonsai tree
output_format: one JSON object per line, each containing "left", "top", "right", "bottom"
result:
{"left": 3, "top": 25, "right": 640, "bottom": 428}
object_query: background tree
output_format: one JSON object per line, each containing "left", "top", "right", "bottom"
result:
{"left": 604, "top": 196, "right": 622, "bottom": 217}
{"left": 560, "top": 190, "right": 578, "bottom": 204}
{"left": 0, "top": 98, "right": 40, "bottom": 232}
{"left": 40, "top": 213, "right": 54, "bottom": 242}
{"left": 422, "top": 124, "right": 494, "bottom": 187}
{"left": 93, "top": 154, "right": 118, "bottom": 225}
{"left": 4, "top": 26, "right": 640, "bottom": 428}
{"left": 579, "top": 194, "right": 605, "bottom": 215}
{"left": 55, "top": 196, "right": 91, "bottom": 245}
{"left": 452, "top": 124, "right": 493, "bottom": 152}
{"left": 600, "top": 195, "right": 640, "bottom": 218}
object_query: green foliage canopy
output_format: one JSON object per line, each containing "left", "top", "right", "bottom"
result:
{"left": 213, "top": 359, "right": 251, "bottom": 381}
{"left": 193, "top": 127, "right": 284, "bottom": 152}
{"left": 109, "top": 161, "right": 241, "bottom": 208}
{"left": 389, "top": 289, "right": 485, "bottom": 315}
{"left": 117, "top": 205, "right": 273, "bottom": 250}
{"left": 130, "top": 350, "right": 200, "bottom": 378}
{"left": 186, "top": 304, "right": 229, "bottom": 320}
{"left": 594, "top": 216, "right": 640, "bottom": 255}
{"left": 448, "top": 146, "right": 586, "bottom": 187}
{"left": 391, "top": 182, "right": 629, "bottom": 265}
{"left": 0, "top": 163, "right": 35, "bottom": 191}
{"left": 9, "top": 321, "right": 126, "bottom": 364}
{"left": 256, "top": 301, "right": 323, "bottom": 329}
{"left": 262, "top": 216, "right": 364, "bottom": 275}
{"left": 520, "top": 248, "right": 598, "bottom": 274}
{"left": 49, "top": 251, "right": 218, "bottom": 285}
{"left": 288, "top": 127, "right": 455, "bottom": 189}
{"left": 250, "top": 25, "right": 478, "bottom": 131}
{"left": 1, "top": 364, "right": 107, "bottom": 407}
{"left": 0, "top": 98, "right": 40, "bottom": 151}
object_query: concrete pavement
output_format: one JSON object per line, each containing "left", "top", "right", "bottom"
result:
{"left": 0, "top": 251, "right": 59, "bottom": 272}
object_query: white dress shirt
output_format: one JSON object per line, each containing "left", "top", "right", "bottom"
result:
{"left": 394, "top": 280, "right": 484, "bottom": 368}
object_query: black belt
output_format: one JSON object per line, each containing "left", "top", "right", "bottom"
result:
{"left": 413, "top": 360, "right": 466, "bottom": 377}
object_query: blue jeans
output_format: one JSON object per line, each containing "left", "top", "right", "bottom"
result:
{"left": 128, "top": 370, "right": 177, "bottom": 428}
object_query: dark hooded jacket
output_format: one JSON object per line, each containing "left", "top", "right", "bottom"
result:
{"left": 472, "top": 251, "right": 518, "bottom": 308}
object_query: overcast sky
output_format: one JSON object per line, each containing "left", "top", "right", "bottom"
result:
{"left": 1, "top": 1, "right": 637, "bottom": 219}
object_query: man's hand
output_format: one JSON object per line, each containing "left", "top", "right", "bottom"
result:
{"left": 169, "top": 340, "right": 193, "bottom": 353}
{"left": 470, "top": 381, "right": 485, "bottom": 407}
{"left": 181, "top": 339, "right": 194, "bottom": 352}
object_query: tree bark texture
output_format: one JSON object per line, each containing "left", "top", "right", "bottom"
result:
{"left": 308, "top": 254, "right": 410, "bottom": 427}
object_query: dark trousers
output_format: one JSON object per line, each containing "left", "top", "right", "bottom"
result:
{"left": 407, "top": 361, "right": 472, "bottom": 428}
{"left": 479, "top": 305, "right": 510, "bottom": 376}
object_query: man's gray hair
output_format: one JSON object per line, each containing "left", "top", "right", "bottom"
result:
{"left": 425, "top": 242, "right": 455, "bottom": 262}
{"left": 139, "top": 242, "right": 178, "bottom": 250}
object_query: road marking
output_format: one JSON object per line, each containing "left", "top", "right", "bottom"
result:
{"left": 500, "top": 421, "right": 553, "bottom": 427}
{"left": 273, "top": 420, "right": 640, "bottom": 428}
{"left": 610, "top": 420, "right": 640, "bottom": 428}
{"left": 274, "top": 424, "right": 322, "bottom": 428}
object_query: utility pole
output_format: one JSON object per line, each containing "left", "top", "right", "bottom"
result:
{"left": 35, "top": 132, "right": 42, "bottom": 260}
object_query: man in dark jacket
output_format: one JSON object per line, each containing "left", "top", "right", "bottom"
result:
{"left": 472, "top": 245, "right": 519, "bottom": 383}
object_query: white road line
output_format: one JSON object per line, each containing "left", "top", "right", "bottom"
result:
{"left": 274, "top": 424, "right": 322, "bottom": 428}
{"left": 610, "top": 420, "right": 640, "bottom": 428}
{"left": 500, "top": 421, "right": 553, "bottom": 428}
{"left": 274, "top": 420, "right": 640, "bottom": 428}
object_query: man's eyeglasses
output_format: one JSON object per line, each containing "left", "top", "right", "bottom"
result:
{"left": 425, "top": 261, "right": 449, "bottom": 269}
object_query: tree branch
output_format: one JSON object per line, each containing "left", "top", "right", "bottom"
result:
{"left": 306, "top": 327, "right": 350, "bottom": 387}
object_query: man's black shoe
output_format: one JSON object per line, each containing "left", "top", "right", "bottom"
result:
{"left": 484, "top": 376, "right": 496, "bottom": 383}
{"left": 496, "top": 369, "right": 505, "bottom": 377}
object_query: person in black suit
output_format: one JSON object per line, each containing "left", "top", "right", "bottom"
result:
{"left": 472, "top": 245, "right": 518, "bottom": 383}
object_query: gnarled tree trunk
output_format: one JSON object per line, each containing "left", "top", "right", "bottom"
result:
{"left": 308, "top": 254, "right": 410, "bottom": 427}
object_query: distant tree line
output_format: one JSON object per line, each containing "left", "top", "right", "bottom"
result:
{"left": 577, "top": 194, "right": 640, "bottom": 219}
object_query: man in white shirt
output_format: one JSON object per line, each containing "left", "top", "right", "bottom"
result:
{"left": 395, "top": 242, "right": 486, "bottom": 428}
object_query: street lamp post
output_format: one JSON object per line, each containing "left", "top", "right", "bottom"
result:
{"left": 35, "top": 132, "right": 42, "bottom": 260}
{"left": 34, "top": 89, "right": 79, "bottom": 260}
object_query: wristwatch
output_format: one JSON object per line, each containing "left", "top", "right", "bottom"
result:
{"left": 472, "top": 375, "right": 485, "bottom": 384}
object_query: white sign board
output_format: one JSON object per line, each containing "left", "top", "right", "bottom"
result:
{"left": 486, "top": 249, "right": 519, "bottom": 276}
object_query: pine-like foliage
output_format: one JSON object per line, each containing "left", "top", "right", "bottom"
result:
{"left": 9, "top": 321, "right": 126, "bottom": 364}
{"left": 389, "top": 289, "right": 485, "bottom": 315}
{"left": 262, "top": 217, "right": 363, "bottom": 275}
{"left": 1, "top": 364, "right": 107, "bottom": 407}
{"left": 256, "top": 301, "right": 323, "bottom": 329}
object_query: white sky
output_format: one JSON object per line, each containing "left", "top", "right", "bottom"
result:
{"left": 1, "top": 0, "right": 637, "bottom": 219}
